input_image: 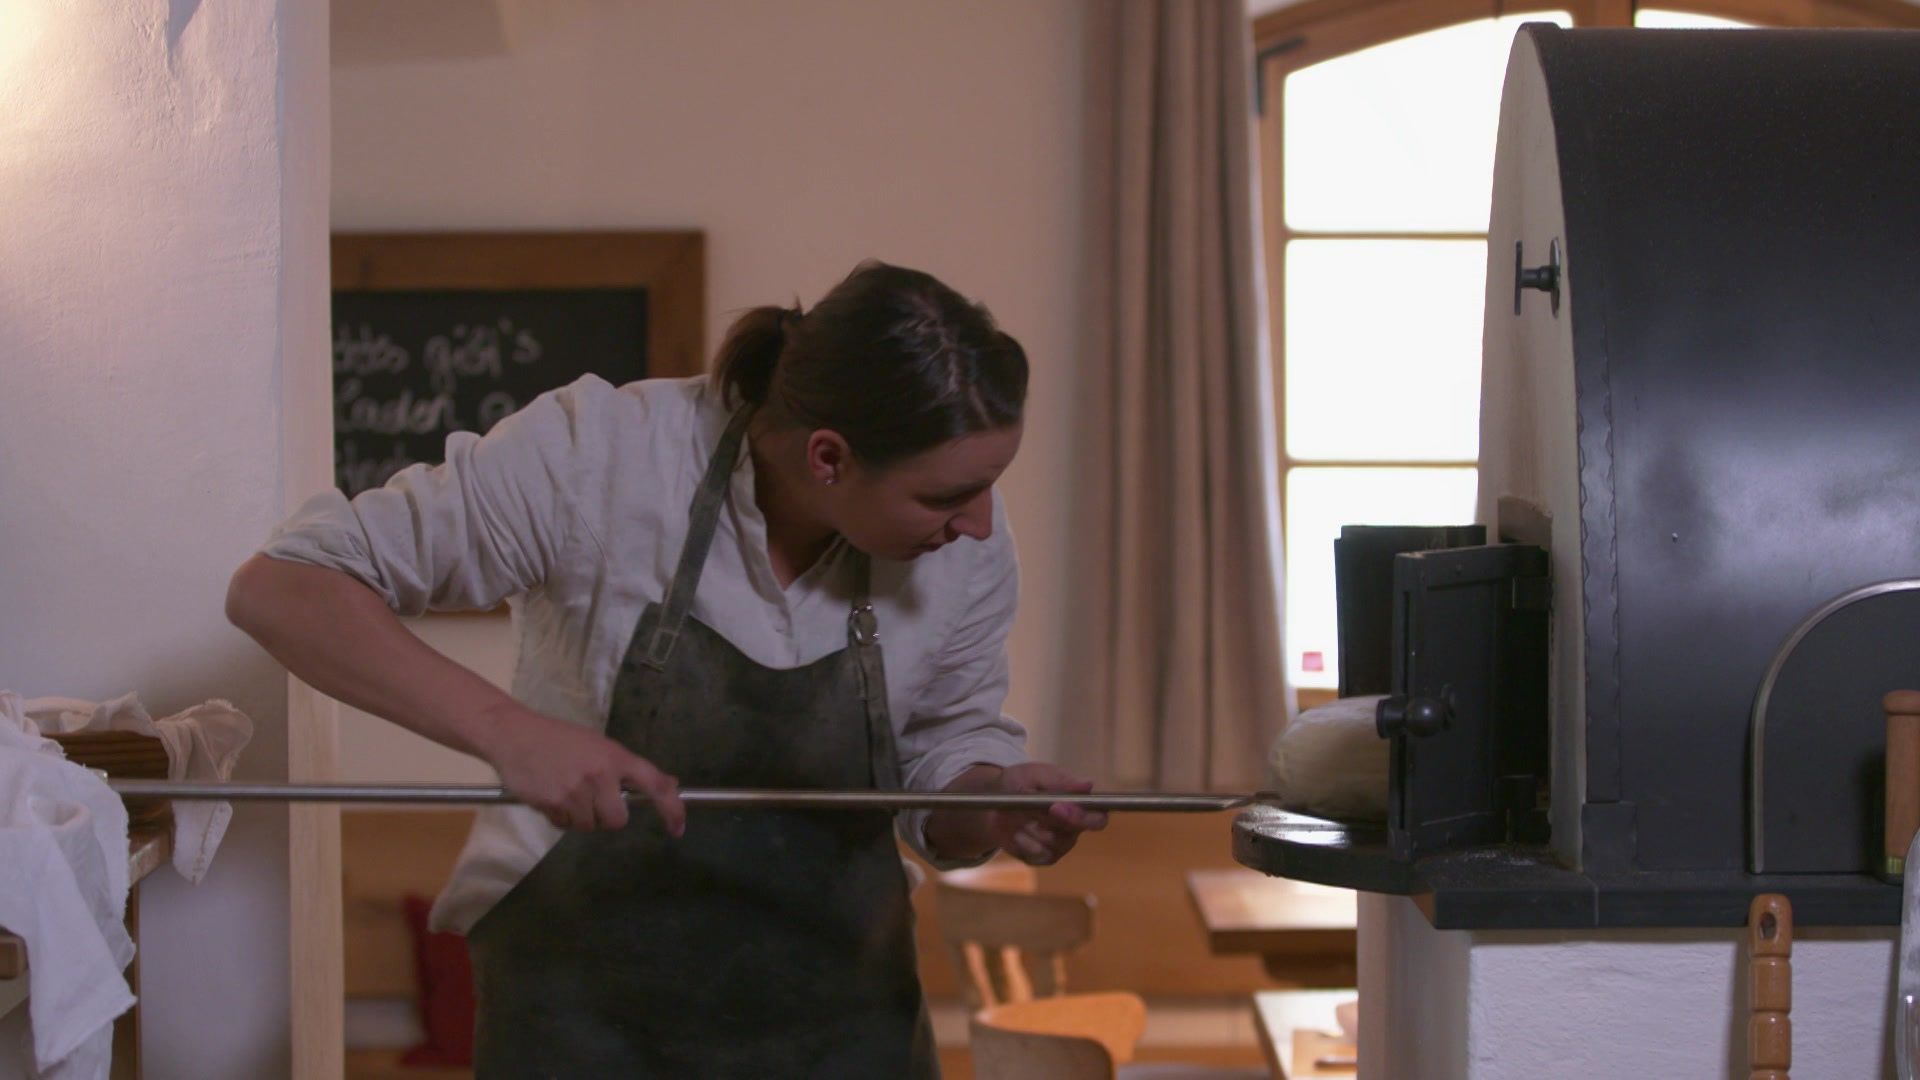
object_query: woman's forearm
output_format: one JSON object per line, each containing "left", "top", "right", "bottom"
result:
{"left": 224, "top": 554, "right": 523, "bottom": 763}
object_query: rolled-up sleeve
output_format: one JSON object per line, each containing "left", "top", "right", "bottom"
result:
{"left": 259, "top": 378, "right": 606, "bottom": 615}
{"left": 896, "top": 498, "right": 1031, "bottom": 866}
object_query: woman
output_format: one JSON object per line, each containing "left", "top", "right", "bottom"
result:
{"left": 226, "top": 260, "right": 1106, "bottom": 1077}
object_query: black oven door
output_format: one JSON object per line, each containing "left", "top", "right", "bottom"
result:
{"left": 1380, "top": 543, "right": 1550, "bottom": 860}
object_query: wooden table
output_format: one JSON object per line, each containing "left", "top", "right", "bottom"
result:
{"left": 1185, "top": 868, "right": 1358, "bottom": 987}
{"left": 1253, "top": 989, "right": 1358, "bottom": 1079}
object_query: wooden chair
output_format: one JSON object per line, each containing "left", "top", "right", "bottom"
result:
{"left": 935, "top": 860, "right": 1096, "bottom": 1008}
{"left": 971, "top": 992, "right": 1147, "bottom": 1079}
{"left": 342, "top": 809, "right": 476, "bottom": 1080}
{"left": 971, "top": 993, "right": 1268, "bottom": 1080}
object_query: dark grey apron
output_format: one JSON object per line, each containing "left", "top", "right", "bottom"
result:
{"left": 467, "top": 407, "right": 937, "bottom": 1079}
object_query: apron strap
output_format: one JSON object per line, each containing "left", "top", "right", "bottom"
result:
{"left": 641, "top": 405, "right": 755, "bottom": 670}
{"left": 846, "top": 552, "right": 902, "bottom": 791}
{"left": 644, "top": 407, "right": 899, "bottom": 793}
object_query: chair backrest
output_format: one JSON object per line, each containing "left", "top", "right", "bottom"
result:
{"left": 935, "top": 860, "right": 1096, "bottom": 1008}
{"left": 969, "top": 991, "right": 1147, "bottom": 1080}
{"left": 341, "top": 808, "right": 474, "bottom": 1000}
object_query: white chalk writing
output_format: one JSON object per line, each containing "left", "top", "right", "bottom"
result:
{"left": 422, "top": 320, "right": 542, "bottom": 396}
{"left": 336, "top": 379, "right": 462, "bottom": 436}
{"left": 332, "top": 319, "right": 544, "bottom": 433}
{"left": 334, "top": 324, "right": 409, "bottom": 376}
{"left": 332, "top": 316, "right": 547, "bottom": 494}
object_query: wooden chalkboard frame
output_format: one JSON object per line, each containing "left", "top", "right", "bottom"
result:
{"left": 331, "top": 230, "right": 705, "bottom": 616}
{"left": 331, "top": 229, "right": 706, "bottom": 378}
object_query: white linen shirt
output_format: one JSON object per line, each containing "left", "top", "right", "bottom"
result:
{"left": 259, "top": 374, "right": 1030, "bottom": 933}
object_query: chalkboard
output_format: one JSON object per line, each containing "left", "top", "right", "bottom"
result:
{"left": 330, "top": 231, "right": 706, "bottom": 497}
{"left": 332, "top": 288, "right": 648, "bottom": 495}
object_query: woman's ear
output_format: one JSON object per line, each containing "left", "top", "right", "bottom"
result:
{"left": 804, "top": 430, "right": 853, "bottom": 487}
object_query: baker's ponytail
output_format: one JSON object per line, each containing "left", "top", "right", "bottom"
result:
{"left": 713, "top": 303, "right": 801, "bottom": 408}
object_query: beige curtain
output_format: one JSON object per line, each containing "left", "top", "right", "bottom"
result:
{"left": 1061, "top": 0, "right": 1289, "bottom": 791}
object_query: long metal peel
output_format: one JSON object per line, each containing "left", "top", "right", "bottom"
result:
{"left": 104, "top": 778, "right": 1273, "bottom": 813}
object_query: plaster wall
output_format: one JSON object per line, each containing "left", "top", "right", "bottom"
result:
{"left": 327, "top": 0, "right": 1089, "bottom": 778}
{"left": 1365, "top": 896, "right": 1898, "bottom": 1078}
{"left": 0, "top": 1, "right": 329, "bottom": 1074}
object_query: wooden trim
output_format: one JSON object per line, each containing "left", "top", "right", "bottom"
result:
{"left": 1667, "top": 0, "right": 1920, "bottom": 24}
{"left": 289, "top": 678, "right": 344, "bottom": 1080}
{"left": 1256, "top": 0, "right": 1540, "bottom": 75}
{"left": 331, "top": 231, "right": 708, "bottom": 379}
{"left": 1581, "top": 0, "right": 1637, "bottom": 25}
{"left": 109, "top": 890, "right": 141, "bottom": 1080}
{"left": 1253, "top": 0, "right": 1920, "bottom": 74}
{"left": 1256, "top": 42, "right": 1291, "bottom": 489}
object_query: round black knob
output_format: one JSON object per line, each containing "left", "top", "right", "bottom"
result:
{"left": 1405, "top": 696, "right": 1451, "bottom": 737}
{"left": 1376, "top": 695, "right": 1450, "bottom": 738}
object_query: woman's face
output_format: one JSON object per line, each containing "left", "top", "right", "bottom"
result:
{"left": 820, "top": 423, "right": 1023, "bottom": 561}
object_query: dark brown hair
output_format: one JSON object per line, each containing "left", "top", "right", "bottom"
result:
{"left": 712, "top": 260, "right": 1028, "bottom": 467}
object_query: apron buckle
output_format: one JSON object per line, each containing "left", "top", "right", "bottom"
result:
{"left": 849, "top": 603, "right": 880, "bottom": 646}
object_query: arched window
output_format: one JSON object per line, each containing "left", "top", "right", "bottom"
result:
{"left": 1254, "top": 0, "right": 1920, "bottom": 696}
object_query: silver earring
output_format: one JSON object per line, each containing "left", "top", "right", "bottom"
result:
{"left": 825, "top": 475, "right": 838, "bottom": 486}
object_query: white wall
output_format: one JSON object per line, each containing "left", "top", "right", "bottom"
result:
{"left": 328, "top": 0, "right": 1089, "bottom": 778}
{"left": 334, "top": 619, "right": 510, "bottom": 784}
{"left": 0, "top": 1, "right": 328, "bottom": 1076}
{"left": 1367, "top": 896, "right": 1898, "bottom": 1079}
{"left": 1360, "top": 895, "right": 1469, "bottom": 1077}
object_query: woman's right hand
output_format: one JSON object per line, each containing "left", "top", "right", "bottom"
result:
{"left": 480, "top": 707, "right": 686, "bottom": 836}
{"left": 221, "top": 556, "right": 685, "bottom": 835}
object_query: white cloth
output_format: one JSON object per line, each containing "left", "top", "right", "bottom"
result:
{"left": 259, "top": 374, "right": 1031, "bottom": 933}
{"left": 25, "top": 694, "right": 253, "bottom": 884}
{"left": 0, "top": 692, "right": 133, "bottom": 1080}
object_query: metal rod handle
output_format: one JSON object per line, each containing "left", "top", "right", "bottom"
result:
{"left": 104, "top": 778, "right": 1259, "bottom": 813}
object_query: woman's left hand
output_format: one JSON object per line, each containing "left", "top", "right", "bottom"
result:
{"left": 987, "top": 762, "right": 1110, "bottom": 866}
{"left": 927, "top": 761, "right": 1109, "bottom": 866}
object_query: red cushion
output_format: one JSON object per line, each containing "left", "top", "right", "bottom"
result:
{"left": 399, "top": 893, "right": 475, "bottom": 1067}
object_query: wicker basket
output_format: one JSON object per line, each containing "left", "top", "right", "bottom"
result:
{"left": 49, "top": 730, "right": 174, "bottom": 831}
